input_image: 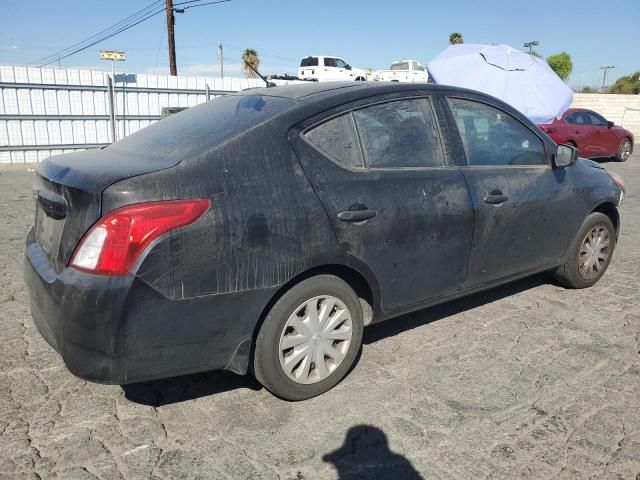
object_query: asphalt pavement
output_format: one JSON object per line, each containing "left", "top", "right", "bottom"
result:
{"left": 1, "top": 156, "right": 639, "bottom": 479}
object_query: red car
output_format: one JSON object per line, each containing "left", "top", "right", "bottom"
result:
{"left": 539, "top": 108, "right": 634, "bottom": 162}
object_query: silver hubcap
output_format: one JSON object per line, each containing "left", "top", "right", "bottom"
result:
{"left": 278, "top": 295, "right": 353, "bottom": 384}
{"left": 620, "top": 140, "right": 631, "bottom": 160}
{"left": 579, "top": 225, "right": 611, "bottom": 279}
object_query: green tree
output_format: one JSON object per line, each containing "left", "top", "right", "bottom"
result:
{"left": 609, "top": 71, "right": 640, "bottom": 94}
{"left": 579, "top": 86, "right": 599, "bottom": 93}
{"left": 546, "top": 52, "right": 573, "bottom": 81}
{"left": 448, "top": 32, "right": 464, "bottom": 45}
{"left": 241, "top": 48, "right": 260, "bottom": 79}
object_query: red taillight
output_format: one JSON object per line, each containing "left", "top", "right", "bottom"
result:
{"left": 70, "top": 199, "right": 210, "bottom": 276}
{"left": 539, "top": 125, "right": 557, "bottom": 134}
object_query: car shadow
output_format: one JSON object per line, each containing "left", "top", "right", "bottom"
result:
{"left": 122, "top": 370, "right": 262, "bottom": 406}
{"left": 124, "top": 273, "right": 550, "bottom": 406}
{"left": 591, "top": 157, "right": 615, "bottom": 164}
{"left": 363, "top": 273, "right": 548, "bottom": 345}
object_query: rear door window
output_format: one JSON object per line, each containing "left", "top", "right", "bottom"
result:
{"left": 324, "top": 57, "right": 337, "bottom": 67}
{"left": 304, "top": 114, "right": 363, "bottom": 168}
{"left": 448, "top": 98, "right": 547, "bottom": 166}
{"left": 353, "top": 98, "right": 445, "bottom": 168}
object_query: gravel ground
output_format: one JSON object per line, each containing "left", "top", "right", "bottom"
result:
{"left": 0, "top": 158, "right": 639, "bottom": 480}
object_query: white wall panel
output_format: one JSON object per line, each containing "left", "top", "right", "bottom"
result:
{"left": 1, "top": 64, "right": 300, "bottom": 163}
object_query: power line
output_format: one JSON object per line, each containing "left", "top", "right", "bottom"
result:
{"left": 35, "top": 7, "right": 167, "bottom": 67}
{"left": 28, "top": 0, "right": 233, "bottom": 68}
{"left": 29, "top": 0, "right": 165, "bottom": 66}
{"left": 175, "top": 0, "right": 232, "bottom": 10}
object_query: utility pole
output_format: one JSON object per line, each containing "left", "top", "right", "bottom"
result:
{"left": 166, "top": 0, "right": 177, "bottom": 76}
{"left": 600, "top": 65, "right": 615, "bottom": 92}
{"left": 218, "top": 43, "right": 224, "bottom": 78}
{"left": 524, "top": 40, "right": 539, "bottom": 54}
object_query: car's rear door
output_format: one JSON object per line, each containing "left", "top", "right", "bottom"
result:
{"left": 442, "top": 94, "right": 580, "bottom": 287}
{"left": 565, "top": 111, "right": 592, "bottom": 155}
{"left": 290, "top": 95, "right": 474, "bottom": 313}
{"left": 323, "top": 57, "right": 340, "bottom": 81}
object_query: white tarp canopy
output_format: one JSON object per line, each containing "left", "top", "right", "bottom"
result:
{"left": 427, "top": 44, "right": 573, "bottom": 124}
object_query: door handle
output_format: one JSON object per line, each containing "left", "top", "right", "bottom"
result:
{"left": 483, "top": 190, "right": 508, "bottom": 205}
{"left": 337, "top": 209, "right": 377, "bottom": 222}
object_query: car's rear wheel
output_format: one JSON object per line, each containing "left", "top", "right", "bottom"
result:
{"left": 616, "top": 138, "right": 632, "bottom": 162}
{"left": 553, "top": 212, "right": 615, "bottom": 289}
{"left": 253, "top": 275, "right": 364, "bottom": 400}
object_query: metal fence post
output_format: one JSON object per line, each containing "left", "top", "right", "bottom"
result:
{"left": 205, "top": 83, "right": 211, "bottom": 101}
{"left": 107, "top": 75, "right": 117, "bottom": 142}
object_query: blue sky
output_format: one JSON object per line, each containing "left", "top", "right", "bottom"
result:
{"left": 1, "top": 0, "right": 638, "bottom": 88}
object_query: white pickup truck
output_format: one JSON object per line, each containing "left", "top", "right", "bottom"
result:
{"left": 298, "top": 56, "right": 370, "bottom": 82}
{"left": 375, "top": 60, "right": 429, "bottom": 83}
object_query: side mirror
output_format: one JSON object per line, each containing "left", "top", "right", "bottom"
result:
{"left": 345, "top": 64, "right": 352, "bottom": 70}
{"left": 607, "top": 120, "right": 614, "bottom": 128}
{"left": 554, "top": 143, "right": 578, "bottom": 168}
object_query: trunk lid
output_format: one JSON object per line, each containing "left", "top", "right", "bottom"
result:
{"left": 35, "top": 147, "right": 181, "bottom": 273}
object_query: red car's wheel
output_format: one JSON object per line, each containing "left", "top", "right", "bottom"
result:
{"left": 616, "top": 138, "right": 632, "bottom": 162}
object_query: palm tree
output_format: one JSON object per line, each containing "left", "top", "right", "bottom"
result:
{"left": 449, "top": 32, "right": 464, "bottom": 45}
{"left": 241, "top": 48, "right": 260, "bottom": 78}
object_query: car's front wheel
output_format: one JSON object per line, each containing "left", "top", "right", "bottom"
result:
{"left": 554, "top": 212, "right": 616, "bottom": 288}
{"left": 616, "top": 138, "right": 632, "bottom": 162}
{"left": 253, "top": 275, "right": 364, "bottom": 400}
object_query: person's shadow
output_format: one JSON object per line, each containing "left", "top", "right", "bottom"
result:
{"left": 323, "top": 425, "right": 424, "bottom": 479}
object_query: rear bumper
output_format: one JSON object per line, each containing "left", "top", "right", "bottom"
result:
{"left": 24, "top": 228, "right": 276, "bottom": 384}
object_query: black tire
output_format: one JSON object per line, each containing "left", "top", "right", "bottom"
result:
{"left": 615, "top": 138, "right": 632, "bottom": 162}
{"left": 553, "top": 212, "right": 616, "bottom": 289}
{"left": 253, "top": 275, "right": 364, "bottom": 401}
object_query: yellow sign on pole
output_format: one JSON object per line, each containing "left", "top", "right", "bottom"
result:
{"left": 100, "top": 50, "right": 126, "bottom": 61}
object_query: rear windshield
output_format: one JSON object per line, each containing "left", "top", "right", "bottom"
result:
{"left": 300, "top": 57, "right": 319, "bottom": 67}
{"left": 390, "top": 62, "right": 410, "bottom": 71}
{"left": 108, "top": 94, "right": 295, "bottom": 160}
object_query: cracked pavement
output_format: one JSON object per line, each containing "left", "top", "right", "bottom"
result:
{"left": 1, "top": 157, "right": 639, "bottom": 479}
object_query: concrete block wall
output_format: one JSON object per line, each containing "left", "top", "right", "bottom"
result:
{"left": 572, "top": 93, "right": 640, "bottom": 140}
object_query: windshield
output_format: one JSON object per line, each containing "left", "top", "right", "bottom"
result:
{"left": 390, "top": 62, "right": 410, "bottom": 71}
{"left": 108, "top": 94, "right": 296, "bottom": 160}
{"left": 300, "top": 57, "right": 318, "bottom": 67}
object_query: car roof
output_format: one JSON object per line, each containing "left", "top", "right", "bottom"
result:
{"left": 233, "top": 81, "right": 450, "bottom": 102}
{"left": 564, "top": 108, "right": 595, "bottom": 115}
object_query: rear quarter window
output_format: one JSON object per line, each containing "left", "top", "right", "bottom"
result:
{"left": 300, "top": 57, "right": 318, "bottom": 67}
{"left": 304, "top": 114, "right": 363, "bottom": 168}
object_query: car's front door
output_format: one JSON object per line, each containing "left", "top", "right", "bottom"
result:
{"left": 586, "top": 111, "right": 618, "bottom": 156}
{"left": 290, "top": 96, "right": 475, "bottom": 313}
{"left": 444, "top": 96, "right": 581, "bottom": 287}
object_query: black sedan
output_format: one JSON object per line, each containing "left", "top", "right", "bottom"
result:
{"left": 25, "top": 82, "right": 625, "bottom": 400}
